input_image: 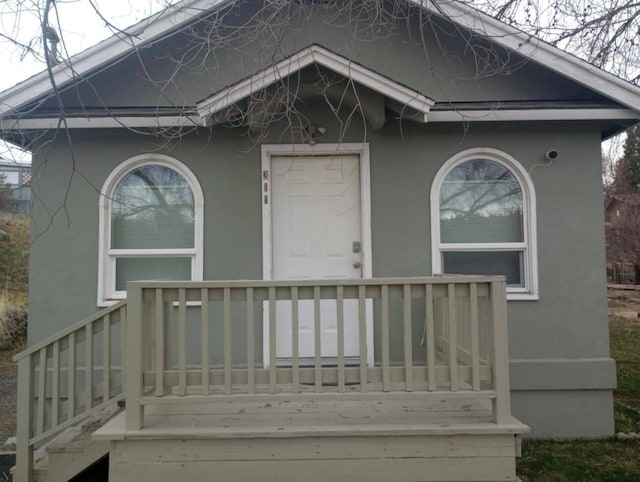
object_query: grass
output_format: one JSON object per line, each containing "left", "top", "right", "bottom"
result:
{"left": 517, "top": 315, "right": 640, "bottom": 481}
{"left": 518, "top": 439, "right": 640, "bottom": 481}
{"left": 610, "top": 316, "right": 640, "bottom": 422}
{"left": 0, "top": 293, "right": 27, "bottom": 353}
{"left": 0, "top": 212, "right": 28, "bottom": 355}
{"left": 0, "top": 343, "right": 22, "bottom": 366}
{"left": 0, "top": 212, "right": 28, "bottom": 296}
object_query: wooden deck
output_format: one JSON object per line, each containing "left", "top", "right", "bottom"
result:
{"left": 95, "top": 394, "right": 528, "bottom": 481}
{"left": 15, "top": 276, "right": 527, "bottom": 481}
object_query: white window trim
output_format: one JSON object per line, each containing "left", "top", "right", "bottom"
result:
{"left": 430, "top": 147, "right": 539, "bottom": 300}
{"left": 97, "top": 154, "right": 204, "bottom": 306}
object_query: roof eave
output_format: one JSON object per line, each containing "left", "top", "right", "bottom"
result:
{"left": 0, "top": 0, "right": 230, "bottom": 117}
{"left": 1, "top": 0, "right": 639, "bottom": 120}
{"left": 414, "top": 0, "right": 640, "bottom": 114}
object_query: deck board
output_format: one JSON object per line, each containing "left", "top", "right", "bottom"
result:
{"left": 95, "top": 396, "right": 526, "bottom": 440}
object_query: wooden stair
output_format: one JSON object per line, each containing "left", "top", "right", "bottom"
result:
{"left": 94, "top": 394, "right": 528, "bottom": 482}
{"left": 32, "top": 405, "right": 121, "bottom": 482}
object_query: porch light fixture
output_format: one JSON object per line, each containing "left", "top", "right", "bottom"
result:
{"left": 306, "top": 124, "right": 326, "bottom": 145}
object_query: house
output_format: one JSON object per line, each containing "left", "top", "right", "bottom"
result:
{"left": 1, "top": 0, "right": 639, "bottom": 480}
{"left": 0, "top": 159, "right": 31, "bottom": 214}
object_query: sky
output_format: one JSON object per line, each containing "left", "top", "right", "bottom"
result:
{"left": 0, "top": 1, "right": 168, "bottom": 90}
{"left": 0, "top": 1, "right": 170, "bottom": 161}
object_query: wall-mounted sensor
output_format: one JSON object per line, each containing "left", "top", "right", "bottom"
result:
{"left": 545, "top": 149, "right": 559, "bottom": 161}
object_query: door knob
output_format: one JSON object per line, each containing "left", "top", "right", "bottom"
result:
{"left": 353, "top": 261, "right": 362, "bottom": 269}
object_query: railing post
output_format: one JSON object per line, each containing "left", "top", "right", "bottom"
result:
{"left": 125, "top": 284, "right": 145, "bottom": 430}
{"left": 15, "top": 355, "right": 34, "bottom": 482}
{"left": 490, "top": 279, "right": 512, "bottom": 424}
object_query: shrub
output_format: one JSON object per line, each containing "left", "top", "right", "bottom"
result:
{"left": 0, "top": 212, "right": 28, "bottom": 295}
{"left": 0, "top": 212, "right": 29, "bottom": 352}
{"left": 0, "top": 295, "right": 27, "bottom": 352}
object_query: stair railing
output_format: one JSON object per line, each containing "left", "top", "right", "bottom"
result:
{"left": 13, "top": 301, "right": 127, "bottom": 482}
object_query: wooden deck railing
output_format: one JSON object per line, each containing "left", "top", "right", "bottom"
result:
{"left": 13, "top": 301, "right": 127, "bottom": 482}
{"left": 13, "top": 275, "right": 513, "bottom": 481}
{"left": 124, "top": 276, "right": 512, "bottom": 430}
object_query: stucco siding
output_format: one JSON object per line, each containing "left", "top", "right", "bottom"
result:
{"left": 27, "top": 116, "right": 613, "bottom": 436}
{"left": 512, "top": 390, "right": 615, "bottom": 438}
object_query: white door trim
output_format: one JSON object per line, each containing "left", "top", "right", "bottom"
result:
{"left": 261, "top": 143, "right": 374, "bottom": 368}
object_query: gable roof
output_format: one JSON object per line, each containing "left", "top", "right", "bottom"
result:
{"left": 196, "top": 45, "right": 434, "bottom": 123}
{"left": 0, "top": 159, "right": 30, "bottom": 169}
{"left": 0, "top": 0, "right": 639, "bottom": 120}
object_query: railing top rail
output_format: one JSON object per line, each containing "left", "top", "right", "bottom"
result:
{"left": 13, "top": 300, "right": 127, "bottom": 362}
{"left": 128, "top": 275, "right": 507, "bottom": 290}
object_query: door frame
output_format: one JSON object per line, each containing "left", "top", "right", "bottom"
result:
{"left": 261, "top": 143, "right": 374, "bottom": 367}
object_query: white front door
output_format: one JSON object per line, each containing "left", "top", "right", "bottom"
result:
{"left": 271, "top": 154, "right": 362, "bottom": 361}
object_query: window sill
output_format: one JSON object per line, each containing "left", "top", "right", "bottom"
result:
{"left": 507, "top": 292, "right": 539, "bottom": 301}
{"left": 98, "top": 299, "right": 122, "bottom": 308}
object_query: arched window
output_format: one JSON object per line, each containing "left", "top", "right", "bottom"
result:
{"left": 431, "top": 148, "right": 538, "bottom": 299}
{"left": 98, "top": 154, "right": 203, "bottom": 304}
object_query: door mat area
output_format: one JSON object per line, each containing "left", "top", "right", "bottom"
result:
{"left": 0, "top": 453, "right": 15, "bottom": 481}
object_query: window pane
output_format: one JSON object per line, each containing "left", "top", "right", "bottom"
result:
{"left": 2, "top": 171, "right": 19, "bottom": 185}
{"left": 442, "top": 251, "right": 523, "bottom": 286}
{"left": 115, "top": 257, "right": 192, "bottom": 291}
{"left": 111, "top": 165, "right": 195, "bottom": 249}
{"left": 440, "top": 159, "right": 523, "bottom": 243}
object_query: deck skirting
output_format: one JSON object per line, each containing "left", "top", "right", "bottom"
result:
{"left": 108, "top": 434, "right": 521, "bottom": 482}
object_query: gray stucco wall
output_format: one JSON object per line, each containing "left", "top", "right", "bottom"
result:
{"left": 28, "top": 111, "right": 614, "bottom": 437}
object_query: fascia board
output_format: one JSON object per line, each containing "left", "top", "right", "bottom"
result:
{"left": 427, "top": 108, "right": 639, "bottom": 122}
{"left": 196, "top": 45, "right": 434, "bottom": 121}
{"left": 6, "top": 107, "right": 635, "bottom": 131}
{"left": 413, "top": 0, "right": 640, "bottom": 114}
{"left": 0, "top": 0, "right": 230, "bottom": 117}
{"left": 0, "top": 116, "right": 203, "bottom": 130}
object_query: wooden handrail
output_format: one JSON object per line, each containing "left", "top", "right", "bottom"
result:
{"left": 124, "top": 276, "right": 512, "bottom": 430}
{"left": 126, "top": 275, "right": 506, "bottom": 290}
{"left": 13, "top": 301, "right": 126, "bottom": 361}
{"left": 14, "top": 301, "right": 127, "bottom": 482}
